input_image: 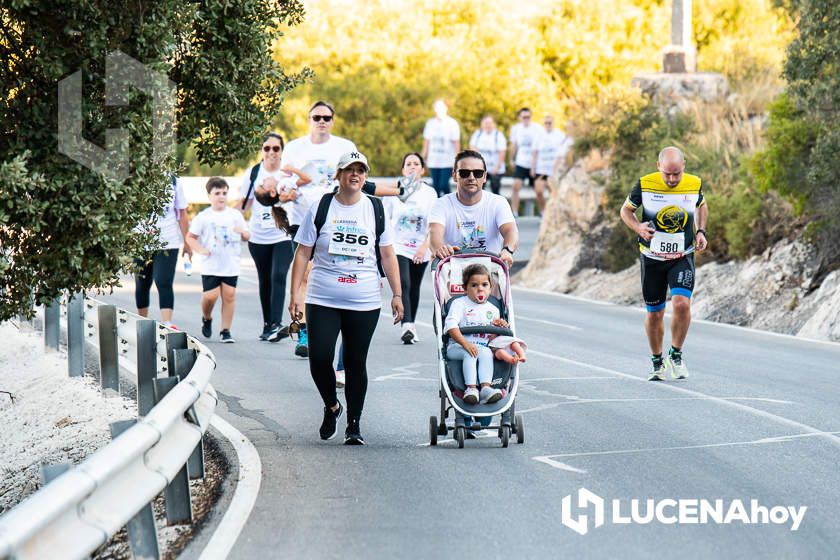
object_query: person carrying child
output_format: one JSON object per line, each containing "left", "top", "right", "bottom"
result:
{"left": 444, "top": 263, "right": 527, "bottom": 405}
{"left": 186, "top": 177, "right": 251, "bottom": 343}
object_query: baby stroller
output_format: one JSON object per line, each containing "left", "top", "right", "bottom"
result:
{"left": 429, "top": 251, "right": 525, "bottom": 448}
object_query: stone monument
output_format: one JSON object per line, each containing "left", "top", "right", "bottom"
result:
{"left": 631, "top": 0, "right": 728, "bottom": 106}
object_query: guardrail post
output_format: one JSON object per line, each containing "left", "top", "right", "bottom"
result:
{"left": 41, "top": 463, "right": 70, "bottom": 484}
{"left": 137, "top": 320, "right": 158, "bottom": 416}
{"left": 165, "top": 331, "right": 188, "bottom": 378}
{"left": 44, "top": 298, "right": 60, "bottom": 352}
{"left": 154, "top": 377, "right": 193, "bottom": 524}
{"left": 111, "top": 419, "right": 161, "bottom": 560}
{"left": 67, "top": 293, "right": 85, "bottom": 377}
{"left": 98, "top": 305, "right": 120, "bottom": 396}
{"left": 173, "top": 348, "right": 204, "bottom": 479}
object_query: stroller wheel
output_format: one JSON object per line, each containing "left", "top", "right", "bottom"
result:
{"left": 500, "top": 425, "right": 510, "bottom": 448}
{"left": 455, "top": 427, "right": 465, "bottom": 449}
{"left": 429, "top": 416, "right": 438, "bottom": 446}
{"left": 515, "top": 414, "right": 525, "bottom": 444}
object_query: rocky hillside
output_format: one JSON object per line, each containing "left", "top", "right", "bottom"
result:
{"left": 517, "top": 157, "right": 840, "bottom": 342}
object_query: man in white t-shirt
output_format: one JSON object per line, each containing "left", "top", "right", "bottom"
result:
{"left": 469, "top": 115, "right": 507, "bottom": 195}
{"left": 531, "top": 115, "right": 574, "bottom": 214}
{"left": 421, "top": 99, "right": 461, "bottom": 198}
{"left": 508, "top": 107, "right": 540, "bottom": 217}
{"left": 430, "top": 150, "right": 519, "bottom": 269}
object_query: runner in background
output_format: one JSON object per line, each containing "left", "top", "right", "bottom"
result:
{"left": 134, "top": 174, "right": 192, "bottom": 329}
{"left": 531, "top": 115, "right": 573, "bottom": 215}
{"left": 421, "top": 99, "right": 460, "bottom": 197}
{"left": 469, "top": 115, "right": 506, "bottom": 195}
{"left": 508, "top": 107, "right": 539, "bottom": 217}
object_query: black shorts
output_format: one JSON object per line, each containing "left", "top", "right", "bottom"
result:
{"left": 640, "top": 254, "right": 695, "bottom": 312}
{"left": 201, "top": 275, "right": 238, "bottom": 291}
{"left": 534, "top": 174, "right": 550, "bottom": 182}
{"left": 513, "top": 165, "right": 534, "bottom": 186}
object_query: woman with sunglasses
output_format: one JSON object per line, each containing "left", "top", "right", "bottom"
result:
{"left": 241, "top": 132, "right": 311, "bottom": 341}
{"left": 382, "top": 152, "right": 437, "bottom": 344}
{"left": 288, "top": 151, "right": 403, "bottom": 445}
{"left": 429, "top": 149, "right": 518, "bottom": 269}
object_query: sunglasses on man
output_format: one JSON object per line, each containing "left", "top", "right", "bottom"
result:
{"left": 457, "top": 168, "right": 486, "bottom": 179}
{"left": 262, "top": 146, "right": 281, "bottom": 152}
{"left": 311, "top": 115, "right": 333, "bottom": 122}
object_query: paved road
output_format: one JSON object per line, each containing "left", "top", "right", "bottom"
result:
{"left": 99, "top": 216, "right": 840, "bottom": 559}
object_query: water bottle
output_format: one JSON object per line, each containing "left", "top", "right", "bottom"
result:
{"left": 183, "top": 259, "right": 193, "bottom": 276}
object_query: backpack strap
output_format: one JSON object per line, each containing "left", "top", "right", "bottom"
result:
{"left": 313, "top": 191, "right": 335, "bottom": 239}
{"left": 241, "top": 163, "right": 261, "bottom": 210}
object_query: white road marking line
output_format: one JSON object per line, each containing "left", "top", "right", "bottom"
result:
{"left": 198, "top": 416, "right": 263, "bottom": 560}
{"left": 523, "top": 376, "right": 619, "bottom": 381}
{"left": 517, "top": 403, "right": 561, "bottom": 414}
{"left": 373, "top": 362, "right": 434, "bottom": 382}
{"left": 527, "top": 348, "right": 840, "bottom": 449}
{"left": 515, "top": 316, "right": 581, "bottom": 330}
{"left": 532, "top": 456, "right": 588, "bottom": 474}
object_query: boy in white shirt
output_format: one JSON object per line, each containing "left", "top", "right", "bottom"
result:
{"left": 187, "top": 177, "right": 250, "bottom": 343}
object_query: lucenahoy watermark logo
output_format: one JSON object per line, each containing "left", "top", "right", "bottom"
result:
{"left": 560, "top": 488, "right": 807, "bottom": 536}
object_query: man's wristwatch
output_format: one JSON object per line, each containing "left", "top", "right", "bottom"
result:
{"left": 502, "top": 245, "right": 515, "bottom": 256}
{"left": 696, "top": 229, "right": 706, "bottom": 236}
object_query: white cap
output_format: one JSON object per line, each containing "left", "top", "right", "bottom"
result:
{"left": 336, "top": 151, "right": 370, "bottom": 172}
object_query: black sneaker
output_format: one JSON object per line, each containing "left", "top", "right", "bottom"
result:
{"left": 201, "top": 317, "right": 212, "bottom": 339}
{"left": 319, "top": 402, "right": 343, "bottom": 440}
{"left": 220, "top": 329, "right": 235, "bottom": 343}
{"left": 344, "top": 418, "right": 365, "bottom": 445}
{"left": 268, "top": 324, "right": 290, "bottom": 343}
{"left": 258, "top": 323, "right": 274, "bottom": 341}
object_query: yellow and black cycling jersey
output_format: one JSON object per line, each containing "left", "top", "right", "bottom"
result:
{"left": 624, "top": 171, "right": 706, "bottom": 261}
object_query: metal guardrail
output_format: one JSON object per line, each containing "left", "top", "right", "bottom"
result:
{"left": 0, "top": 295, "right": 218, "bottom": 560}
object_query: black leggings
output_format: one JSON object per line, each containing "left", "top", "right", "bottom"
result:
{"left": 306, "top": 304, "right": 379, "bottom": 421}
{"left": 134, "top": 249, "right": 178, "bottom": 310}
{"left": 397, "top": 255, "right": 428, "bottom": 324}
{"left": 248, "top": 240, "right": 293, "bottom": 325}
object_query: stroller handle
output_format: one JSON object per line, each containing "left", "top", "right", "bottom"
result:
{"left": 431, "top": 249, "right": 505, "bottom": 270}
{"left": 458, "top": 325, "right": 513, "bottom": 337}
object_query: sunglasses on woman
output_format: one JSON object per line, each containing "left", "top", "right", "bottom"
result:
{"left": 263, "top": 146, "right": 281, "bottom": 152}
{"left": 457, "top": 168, "right": 486, "bottom": 179}
{"left": 311, "top": 115, "right": 333, "bottom": 122}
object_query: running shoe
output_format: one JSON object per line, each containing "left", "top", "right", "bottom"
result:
{"left": 258, "top": 322, "right": 273, "bottom": 341}
{"left": 319, "top": 402, "right": 343, "bottom": 440}
{"left": 410, "top": 324, "right": 420, "bottom": 343}
{"left": 220, "top": 329, "right": 235, "bottom": 343}
{"left": 344, "top": 418, "right": 365, "bottom": 445}
{"left": 463, "top": 387, "right": 479, "bottom": 405}
{"left": 648, "top": 361, "right": 668, "bottom": 381}
{"left": 295, "top": 326, "right": 309, "bottom": 357}
{"left": 667, "top": 350, "right": 689, "bottom": 379}
{"left": 400, "top": 323, "right": 415, "bottom": 344}
{"left": 480, "top": 386, "right": 503, "bottom": 404}
{"left": 336, "top": 369, "right": 345, "bottom": 388}
{"left": 268, "top": 323, "right": 290, "bottom": 343}
{"left": 201, "top": 317, "right": 212, "bottom": 339}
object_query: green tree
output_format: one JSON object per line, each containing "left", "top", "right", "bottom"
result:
{"left": 0, "top": 0, "right": 308, "bottom": 320}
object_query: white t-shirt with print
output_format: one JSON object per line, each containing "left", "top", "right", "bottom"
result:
{"left": 188, "top": 206, "right": 248, "bottom": 277}
{"left": 509, "top": 123, "right": 540, "bottom": 169}
{"left": 423, "top": 116, "right": 460, "bottom": 169}
{"left": 294, "top": 196, "right": 393, "bottom": 311}
{"left": 469, "top": 129, "right": 507, "bottom": 175}
{"left": 534, "top": 129, "right": 573, "bottom": 176}
{"left": 382, "top": 183, "right": 437, "bottom": 261}
{"left": 429, "top": 192, "right": 515, "bottom": 254}
{"left": 241, "top": 164, "right": 296, "bottom": 244}
{"left": 155, "top": 178, "right": 188, "bottom": 249}
{"left": 280, "top": 135, "right": 357, "bottom": 225}
{"left": 444, "top": 296, "right": 501, "bottom": 347}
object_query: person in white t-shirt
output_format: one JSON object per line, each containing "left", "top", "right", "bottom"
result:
{"left": 241, "top": 132, "right": 312, "bottom": 342}
{"left": 508, "top": 107, "right": 540, "bottom": 216}
{"left": 469, "top": 115, "right": 507, "bottom": 195}
{"left": 186, "top": 178, "right": 251, "bottom": 343}
{"left": 430, "top": 150, "right": 519, "bottom": 269}
{"left": 421, "top": 99, "right": 461, "bottom": 197}
{"left": 531, "top": 115, "right": 574, "bottom": 215}
{"left": 133, "top": 175, "right": 192, "bottom": 329}
{"left": 288, "top": 151, "right": 403, "bottom": 446}
{"left": 382, "top": 152, "right": 437, "bottom": 345}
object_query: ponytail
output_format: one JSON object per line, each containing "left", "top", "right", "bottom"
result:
{"left": 254, "top": 185, "right": 292, "bottom": 234}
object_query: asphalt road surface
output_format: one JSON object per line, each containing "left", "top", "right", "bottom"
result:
{"left": 98, "top": 216, "right": 840, "bottom": 559}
